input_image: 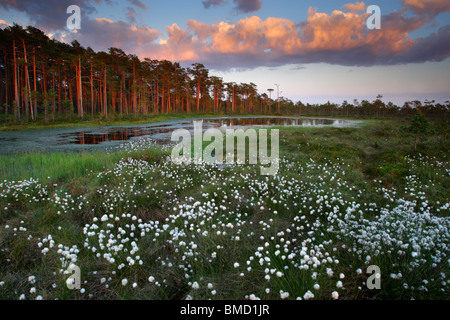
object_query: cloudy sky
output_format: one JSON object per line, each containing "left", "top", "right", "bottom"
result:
{"left": 1, "top": 0, "right": 449, "bottom": 104}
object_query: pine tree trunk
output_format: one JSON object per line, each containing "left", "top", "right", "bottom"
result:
{"left": 103, "top": 67, "right": 107, "bottom": 119}
{"left": 4, "top": 52, "right": 8, "bottom": 121}
{"left": 33, "top": 47, "right": 37, "bottom": 118}
{"left": 78, "top": 57, "right": 83, "bottom": 117}
{"left": 22, "top": 39, "right": 33, "bottom": 121}
{"left": 197, "top": 78, "right": 200, "bottom": 112}
{"left": 13, "top": 40, "right": 20, "bottom": 121}
{"left": 90, "top": 62, "right": 94, "bottom": 118}
{"left": 52, "top": 73, "right": 56, "bottom": 121}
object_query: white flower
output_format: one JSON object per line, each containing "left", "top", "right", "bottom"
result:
{"left": 314, "top": 284, "right": 320, "bottom": 290}
{"left": 336, "top": 281, "right": 343, "bottom": 288}
{"left": 192, "top": 282, "right": 199, "bottom": 290}
{"left": 331, "top": 291, "right": 339, "bottom": 300}
{"left": 122, "top": 279, "right": 128, "bottom": 286}
{"left": 303, "top": 290, "right": 314, "bottom": 300}
{"left": 280, "top": 290, "right": 289, "bottom": 299}
{"left": 234, "top": 262, "right": 240, "bottom": 268}
{"left": 148, "top": 276, "right": 155, "bottom": 283}
{"left": 326, "top": 268, "right": 334, "bottom": 277}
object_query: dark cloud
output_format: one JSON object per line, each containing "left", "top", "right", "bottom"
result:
{"left": 125, "top": 6, "right": 138, "bottom": 24}
{"left": 60, "top": 17, "right": 162, "bottom": 53}
{"left": 393, "top": 25, "right": 450, "bottom": 64}
{"left": 126, "top": 0, "right": 148, "bottom": 10}
{"left": 0, "top": 0, "right": 100, "bottom": 31}
{"left": 233, "top": 0, "right": 262, "bottom": 14}
{"left": 403, "top": 0, "right": 450, "bottom": 16}
{"left": 202, "top": 0, "right": 227, "bottom": 9}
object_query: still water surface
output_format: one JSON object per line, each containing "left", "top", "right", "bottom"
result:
{"left": 0, "top": 117, "right": 360, "bottom": 154}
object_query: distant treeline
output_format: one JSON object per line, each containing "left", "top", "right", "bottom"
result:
{"left": 0, "top": 24, "right": 448, "bottom": 123}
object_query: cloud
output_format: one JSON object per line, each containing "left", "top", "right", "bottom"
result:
{"left": 58, "top": 7, "right": 446, "bottom": 70}
{"left": 403, "top": 0, "right": 450, "bottom": 15}
{"left": 0, "top": 19, "right": 12, "bottom": 28}
{"left": 126, "top": 0, "right": 148, "bottom": 10}
{"left": 202, "top": 0, "right": 261, "bottom": 14}
{"left": 0, "top": 0, "right": 101, "bottom": 31}
{"left": 166, "top": 8, "right": 445, "bottom": 69}
{"left": 233, "top": 0, "right": 262, "bottom": 14}
{"left": 343, "top": 2, "right": 366, "bottom": 12}
{"left": 153, "top": 23, "right": 202, "bottom": 61}
{"left": 394, "top": 25, "right": 450, "bottom": 64}
{"left": 202, "top": 0, "right": 227, "bottom": 9}
{"left": 125, "top": 6, "right": 138, "bottom": 24}
{"left": 60, "top": 17, "right": 162, "bottom": 53}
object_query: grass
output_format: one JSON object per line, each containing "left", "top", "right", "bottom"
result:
{"left": 0, "top": 116, "right": 448, "bottom": 301}
{"left": 0, "top": 148, "right": 168, "bottom": 183}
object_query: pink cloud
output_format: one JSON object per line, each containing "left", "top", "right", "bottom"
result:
{"left": 178, "top": 7, "right": 435, "bottom": 68}
{"left": 343, "top": 2, "right": 366, "bottom": 12}
{"left": 43, "top": 4, "right": 450, "bottom": 70}
{"left": 403, "top": 0, "right": 450, "bottom": 15}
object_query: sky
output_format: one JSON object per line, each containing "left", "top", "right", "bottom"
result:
{"left": 1, "top": 0, "right": 449, "bottom": 105}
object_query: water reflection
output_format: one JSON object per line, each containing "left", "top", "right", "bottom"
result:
{"left": 58, "top": 117, "right": 346, "bottom": 145}
{"left": 60, "top": 126, "right": 176, "bottom": 145}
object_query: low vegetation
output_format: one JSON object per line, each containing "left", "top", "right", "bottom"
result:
{"left": 0, "top": 118, "right": 448, "bottom": 300}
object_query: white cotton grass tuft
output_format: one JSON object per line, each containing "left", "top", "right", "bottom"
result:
{"left": 279, "top": 290, "right": 289, "bottom": 299}
{"left": 303, "top": 290, "right": 315, "bottom": 300}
